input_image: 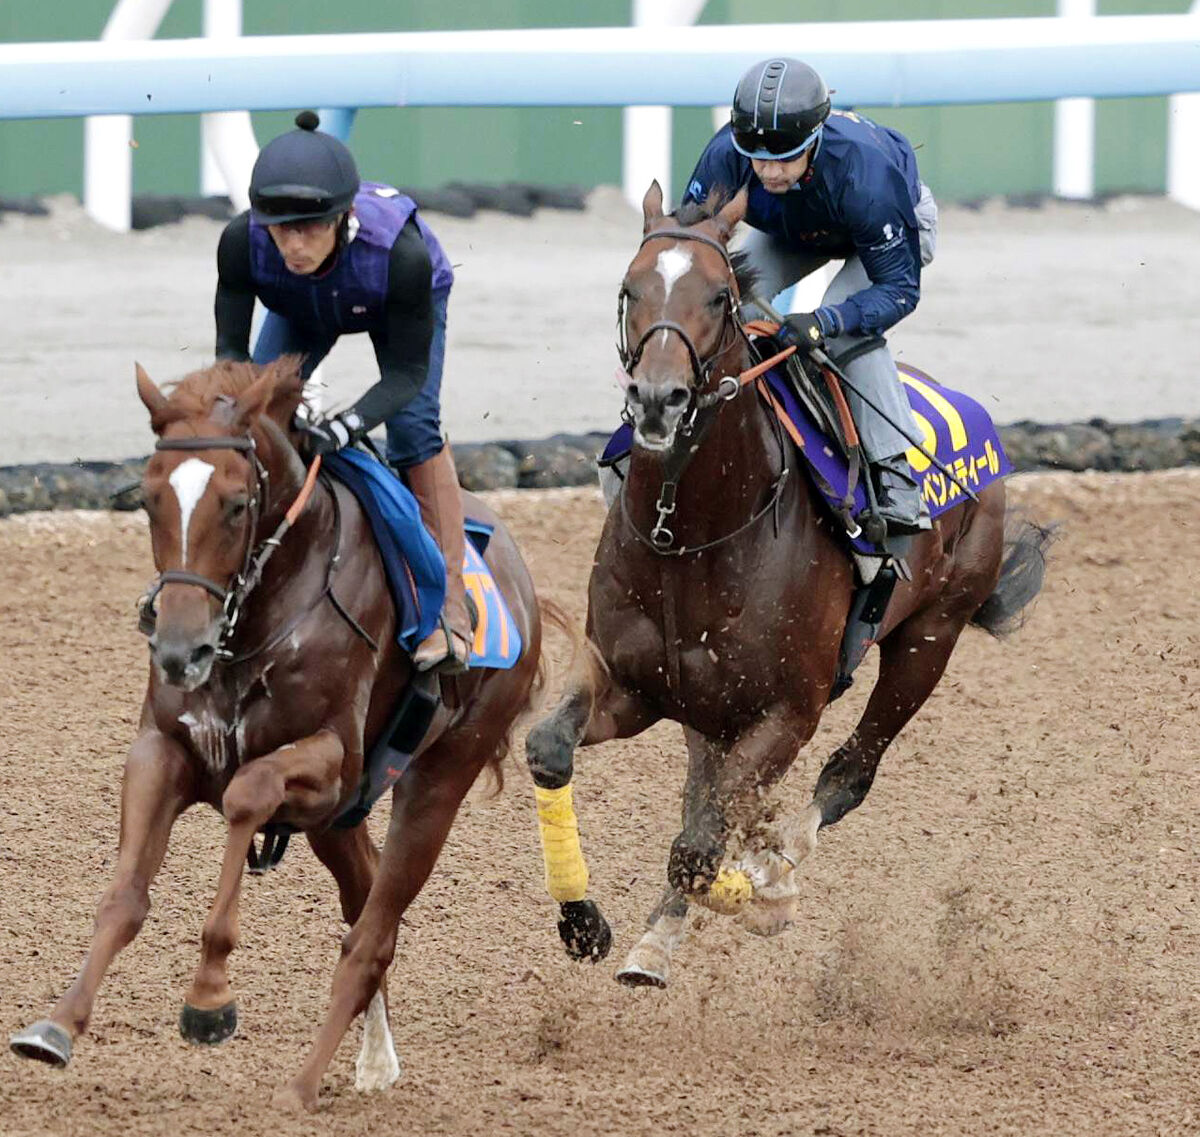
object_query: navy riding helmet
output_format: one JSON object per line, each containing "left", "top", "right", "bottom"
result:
{"left": 248, "top": 110, "right": 360, "bottom": 225}
{"left": 730, "top": 58, "right": 831, "bottom": 161}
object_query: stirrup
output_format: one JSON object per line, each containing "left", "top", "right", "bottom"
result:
{"left": 412, "top": 594, "right": 478, "bottom": 676}
{"left": 413, "top": 618, "right": 471, "bottom": 675}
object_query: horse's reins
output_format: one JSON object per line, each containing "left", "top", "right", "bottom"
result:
{"left": 616, "top": 227, "right": 796, "bottom": 555}
{"left": 137, "top": 436, "right": 374, "bottom": 663}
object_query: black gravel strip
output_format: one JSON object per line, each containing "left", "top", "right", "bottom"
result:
{"left": 1, "top": 419, "right": 1197, "bottom": 518}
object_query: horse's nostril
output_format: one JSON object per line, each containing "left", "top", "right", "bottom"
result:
{"left": 190, "top": 643, "right": 215, "bottom": 668}
{"left": 626, "top": 383, "right": 641, "bottom": 403}
{"left": 665, "top": 388, "right": 690, "bottom": 409}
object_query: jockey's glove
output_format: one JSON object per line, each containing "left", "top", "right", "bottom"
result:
{"left": 297, "top": 411, "right": 364, "bottom": 457}
{"left": 781, "top": 307, "right": 843, "bottom": 351}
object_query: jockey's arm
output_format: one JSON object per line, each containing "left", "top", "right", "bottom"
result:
{"left": 352, "top": 218, "right": 436, "bottom": 432}
{"left": 213, "top": 212, "right": 255, "bottom": 362}
{"left": 819, "top": 170, "right": 921, "bottom": 340}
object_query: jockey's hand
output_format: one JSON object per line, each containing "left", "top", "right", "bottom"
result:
{"left": 296, "top": 411, "right": 363, "bottom": 458}
{"left": 780, "top": 307, "right": 842, "bottom": 353}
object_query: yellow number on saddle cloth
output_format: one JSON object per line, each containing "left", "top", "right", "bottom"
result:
{"left": 460, "top": 538, "right": 522, "bottom": 669}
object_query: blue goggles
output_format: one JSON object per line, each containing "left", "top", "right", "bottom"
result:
{"left": 730, "top": 122, "right": 823, "bottom": 162}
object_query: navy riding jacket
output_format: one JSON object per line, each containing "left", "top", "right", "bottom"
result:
{"left": 681, "top": 110, "right": 924, "bottom": 338}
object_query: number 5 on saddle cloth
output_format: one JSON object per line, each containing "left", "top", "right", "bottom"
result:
{"left": 247, "top": 447, "right": 524, "bottom": 871}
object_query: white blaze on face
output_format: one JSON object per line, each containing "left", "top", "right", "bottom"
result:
{"left": 168, "top": 458, "right": 215, "bottom": 568}
{"left": 655, "top": 246, "right": 693, "bottom": 349}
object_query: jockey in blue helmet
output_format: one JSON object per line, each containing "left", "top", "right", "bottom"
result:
{"left": 682, "top": 58, "right": 940, "bottom": 535}
{"left": 213, "top": 111, "right": 471, "bottom": 673}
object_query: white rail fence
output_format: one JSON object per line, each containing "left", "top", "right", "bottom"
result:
{"left": 2, "top": 11, "right": 1198, "bottom": 229}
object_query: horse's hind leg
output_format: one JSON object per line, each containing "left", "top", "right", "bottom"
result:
{"left": 811, "top": 601, "right": 978, "bottom": 833}
{"left": 526, "top": 680, "right": 658, "bottom": 963}
{"left": 307, "top": 825, "right": 399, "bottom": 1094}
{"left": 273, "top": 731, "right": 496, "bottom": 1113}
{"left": 615, "top": 886, "right": 689, "bottom": 988}
{"left": 10, "top": 731, "right": 194, "bottom": 1067}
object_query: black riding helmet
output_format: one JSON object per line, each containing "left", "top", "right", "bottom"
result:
{"left": 248, "top": 110, "right": 360, "bottom": 225}
{"left": 730, "top": 58, "right": 831, "bottom": 161}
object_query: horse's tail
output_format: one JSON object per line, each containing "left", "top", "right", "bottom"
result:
{"left": 536, "top": 596, "right": 606, "bottom": 689}
{"left": 970, "top": 514, "right": 1059, "bottom": 638}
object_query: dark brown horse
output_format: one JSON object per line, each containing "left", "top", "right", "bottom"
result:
{"left": 10, "top": 357, "right": 541, "bottom": 1110}
{"left": 525, "top": 183, "right": 1050, "bottom": 986}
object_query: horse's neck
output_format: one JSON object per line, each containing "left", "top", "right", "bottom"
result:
{"left": 625, "top": 358, "right": 785, "bottom": 547}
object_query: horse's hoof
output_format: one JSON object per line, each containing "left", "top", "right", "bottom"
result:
{"left": 179, "top": 1001, "right": 238, "bottom": 1046}
{"left": 557, "top": 899, "right": 612, "bottom": 962}
{"left": 271, "top": 1082, "right": 319, "bottom": 1114}
{"left": 10, "top": 1020, "right": 72, "bottom": 1068}
{"left": 615, "top": 963, "right": 668, "bottom": 989}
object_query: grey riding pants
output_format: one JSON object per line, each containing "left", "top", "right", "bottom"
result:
{"left": 739, "top": 182, "right": 939, "bottom": 461}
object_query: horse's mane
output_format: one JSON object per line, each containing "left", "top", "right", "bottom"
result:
{"left": 162, "top": 356, "right": 305, "bottom": 420}
{"left": 672, "top": 192, "right": 759, "bottom": 299}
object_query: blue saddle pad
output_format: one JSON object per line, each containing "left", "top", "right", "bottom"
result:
{"left": 323, "top": 449, "right": 522, "bottom": 669}
{"left": 601, "top": 363, "right": 1013, "bottom": 555}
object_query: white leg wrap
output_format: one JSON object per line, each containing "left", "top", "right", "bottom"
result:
{"left": 354, "top": 991, "right": 401, "bottom": 1093}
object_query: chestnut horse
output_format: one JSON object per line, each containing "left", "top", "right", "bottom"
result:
{"left": 525, "top": 183, "right": 1050, "bottom": 987}
{"left": 11, "top": 357, "right": 541, "bottom": 1110}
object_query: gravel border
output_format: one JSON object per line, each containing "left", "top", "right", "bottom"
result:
{"left": 1, "top": 418, "right": 1196, "bottom": 517}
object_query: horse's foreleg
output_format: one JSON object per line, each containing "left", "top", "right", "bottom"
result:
{"left": 526, "top": 680, "right": 657, "bottom": 962}
{"left": 274, "top": 744, "right": 486, "bottom": 1113}
{"left": 812, "top": 604, "right": 973, "bottom": 830}
{"left": 10, "top": 731, "right": 195, "bottom": 1067}
{"left": 306, "top": 825, "right": 399, "bottom": 1094}
{"left": 180, "top": 730, "right": 344, "bottom": 1045}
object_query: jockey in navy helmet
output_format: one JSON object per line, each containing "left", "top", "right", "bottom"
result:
{"left": 682, "top": 58, "right": 939, "bottom": 535}
{"left": 214, "top": 111, "right": 471, "bottom": 673}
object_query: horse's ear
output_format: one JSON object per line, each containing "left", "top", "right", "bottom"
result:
{"left": 136, "top": 363, "right": 175, "bottom": 434}
{"left": 642, "top": 180, "right": 665, "bottom": 233}
{"left": 231, "top": 369, "right": 274, "bottom": 433}
{"left": 263, "top": 355, "right": 306, "bottom": 429}
{"left": 713, "top": 187, "right": 748, "bottom": 241}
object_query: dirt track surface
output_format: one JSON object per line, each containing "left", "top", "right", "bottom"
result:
{"left": 3, "top": 191, "right": 1200, "bottom": 466}
{"left": 1, "top": 471, "right": 1199, "bottom": 1136}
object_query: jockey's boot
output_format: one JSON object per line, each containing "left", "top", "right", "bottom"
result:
{"left": 407, "top": 446, "right": 473, "bottom": 674}
{"left": 870, "top": 453, "right": 930, "bottom": 536}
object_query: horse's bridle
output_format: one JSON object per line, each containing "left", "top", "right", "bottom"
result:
{"left": 616, "top": 227, "right": 791, "bottom": 554}
{"left": 137, "top": 433, "right": 269, "bottom": 658}
{"left": 617, "top": 228, "right": 744, "bottom": 406}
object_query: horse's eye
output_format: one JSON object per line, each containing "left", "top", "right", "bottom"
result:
{"left": 226, "top": 499, "right": 248, "bottom": 521}
{"left": 708, "top": 291, "right": 729, "bottom": 309}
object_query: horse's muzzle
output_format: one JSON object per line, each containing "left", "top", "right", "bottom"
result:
{"left": 150, "top": 634, "right": 219, "bottom": 691}
{"left": 626, "top": 380, "right": 691, "bottom": 451}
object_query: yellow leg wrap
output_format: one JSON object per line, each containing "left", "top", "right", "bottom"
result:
{"left": 533, "top": 783, "right": 589, "bottom": 903}
{"left": 704, "top": 867, "right": 755, "bottom": 914}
